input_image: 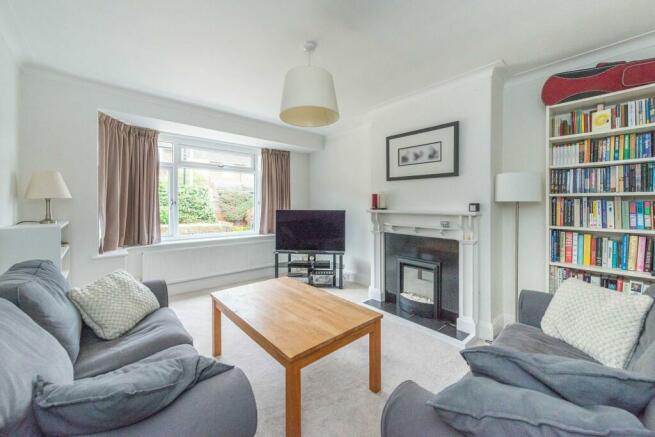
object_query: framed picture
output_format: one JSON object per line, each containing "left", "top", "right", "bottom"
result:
{"left": 386, "top": 121, "right": 459, "bottom": 181}
{"left": 628, "top": 280, "right": 645, "bottom": 295}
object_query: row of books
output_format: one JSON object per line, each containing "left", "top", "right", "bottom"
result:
{"left": 550, "top": 132, "right": 654, "bottom": 165}
{"left": 550, "top": 163, "right": 655, "bottom": 193}
{"left": 550, "top": 230, "right": 655, "bottom": 273}
{"left": 552, "top": 109, "right": 593, "bottom": 136}
{"left": 549, "top": 266, "right": 651, "bottom": 294}
{"left": 551, "top": 97, "right": 655, "bottom": 136}
{"left": 551, "top": 197, "right": 655, "bottom": 229}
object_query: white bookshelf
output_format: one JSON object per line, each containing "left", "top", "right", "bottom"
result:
{"left": 546, "top": 83, "right": 655, "bottom": 293}
{"left": 0, "top": 221, "right": 71, "bottom": 279}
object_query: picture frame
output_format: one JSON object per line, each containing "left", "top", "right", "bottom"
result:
{"left": 628, "top": 280, "right": 645, "bottom": 295}
{"left": 386, "top": 121, "right": 459, "bottom": 181}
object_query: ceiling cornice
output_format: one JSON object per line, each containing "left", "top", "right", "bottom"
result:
{"left": 506, "top": 29, "right": 655, "bottom": 87}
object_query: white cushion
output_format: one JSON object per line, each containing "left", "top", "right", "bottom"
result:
{"left": 541, "top": 278, "right": 653, "bottom": 368}
{"left": 69, "top": 270, "right": 160, "bottom": 340}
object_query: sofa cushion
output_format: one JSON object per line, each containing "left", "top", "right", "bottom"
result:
{"left": 69, "top": 270, "right": 160, "bottom": 340}
{"left": 0, "top": 259, "right": 82, "bottom": 362}
{"left": 541, "top": 278, "right": 653, "bottom": 368}
{"left": 463, "top": 345, "right": 655, "bottom": 415}
{"left": 0, "top": 299, "right": 73, "bottom": 436}
{"left": 493, "top": 323, "right": 597, "bottom": 362}
{"left": 74, "top": 308, "right": 193, "bottom": 379}
{"left": 428, "top": 376, "right": 652, "bottom": 437}
{"left": 33, "top": 352, "right": 232, "bottom": 435}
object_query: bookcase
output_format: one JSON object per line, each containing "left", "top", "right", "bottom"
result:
{"left": 547, "top": 83, "right": 655, "bottom": 294}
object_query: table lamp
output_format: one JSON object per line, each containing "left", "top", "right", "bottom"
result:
{"left": 25, "top": 171, "right": 72, "bottom": 224}
{"left": 495, "top": 172, "right": 542, "bottom": 321}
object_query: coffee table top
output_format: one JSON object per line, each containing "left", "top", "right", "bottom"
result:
{"left": 211, "top": 277, "right": 382, "bottom": 364}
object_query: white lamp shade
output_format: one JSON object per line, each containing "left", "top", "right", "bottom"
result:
{"left": 495, "top": 172, "right": 542, "bottom": 202}
{"left": 280, "top": 65, "right": 339, "bottom": 127}
{"left": 25, "top": 171, "right": 72, "bottom": 199}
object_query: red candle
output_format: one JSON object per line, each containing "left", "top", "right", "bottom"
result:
{"left": 371, "top": 193, "right": 378, "bottom": 209}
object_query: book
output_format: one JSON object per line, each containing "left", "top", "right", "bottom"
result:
{"left": 638, "top": 236, "right": 647, "bottom": 272}
{"left": 621, "top": 234, "right": 629, "bottom": 270}
{"left": 583, "top": 234, "right": 592, "bottom": 265}
{"left": 607, "top": 200, "right": 615, "bottom": 229}
{"left": 630, "top": 201, "right": 638, "bottom": 229}
{"left": 646, "top": 201, "right": 652, "bottom": 229}
{"left": 637, "top": 200, "right": 645, "bottom": 229}
{"left": 565, "top": 232, "right": 573, "bottom": 263}
{"left": 628, "top": 235, "right": 639, "bottom": 271}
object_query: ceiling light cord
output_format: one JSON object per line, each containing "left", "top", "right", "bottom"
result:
{"left": 304, "top": 40, "right": 316, "bottom": 67}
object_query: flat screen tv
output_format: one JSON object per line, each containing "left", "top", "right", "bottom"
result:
{"left": 275, "top": 210, "right": 345, "bottom": 252}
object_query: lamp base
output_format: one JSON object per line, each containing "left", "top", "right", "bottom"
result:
{"left": 40, "top": 198, "right": 56, "bottom": 224}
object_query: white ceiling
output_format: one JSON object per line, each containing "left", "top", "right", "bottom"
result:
{"left": 2, "top": 0, "right": 655, "bottom": 134}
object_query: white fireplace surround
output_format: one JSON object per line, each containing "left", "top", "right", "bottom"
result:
{"left": 368, "top": 209, "right": 480, "bottom": 337}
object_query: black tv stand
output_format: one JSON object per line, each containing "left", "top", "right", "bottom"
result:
{"left": 274, "top": 251, "right": 344, "bottom": 289}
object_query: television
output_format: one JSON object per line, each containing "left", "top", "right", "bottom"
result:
{"left": 275, "top": 210, "right": 345, "bottom": 252}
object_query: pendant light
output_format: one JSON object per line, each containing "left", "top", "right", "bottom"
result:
{"left": 280, "top": 41, "right": 339, "bottom": 127}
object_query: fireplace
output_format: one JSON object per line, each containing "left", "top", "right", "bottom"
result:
{"left": 397, "top": 257, "right": 438, "bottom": 318}
{"left": 395, "top": 256, "right": 457, "bottom": 323}
{"left": 367, "top": 208, "right": 480, "bottom": 344}
{"left": 383, "top": 233, "right": 459, "bottom": 327}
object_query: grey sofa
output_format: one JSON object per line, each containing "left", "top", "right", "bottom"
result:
{"left": 381, "top": 289, "right": 655, "bottom": 436}
{"left": 0, "top": 260, "right": 257, "bottom": 437}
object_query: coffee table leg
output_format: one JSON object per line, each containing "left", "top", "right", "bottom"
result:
{"left": 212, "top": 300, "right": 222, "bottom": 357}
{"left": 369, "top": 319, "right": 381, "bottom": 393}
{"left": 286, "top": 363, "right": 301, "bottom": 437}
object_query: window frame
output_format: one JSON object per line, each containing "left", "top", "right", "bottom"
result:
{"left": 158, "top": 133, "right": 260, "bottom": 241}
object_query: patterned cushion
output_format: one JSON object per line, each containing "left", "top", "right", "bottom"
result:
{"left": 69, "top": 270, "right": 160, "bottom": 340}
{"left": 541, "top": 278, "right": 653, "bottom": 368}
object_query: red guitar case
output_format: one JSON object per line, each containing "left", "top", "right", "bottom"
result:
{"left": 541, "top": 58, "right": 655, "bottom": 106}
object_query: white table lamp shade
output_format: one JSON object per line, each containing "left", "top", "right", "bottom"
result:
{"left": 495, "top": 172, "right": 542, "bottom": 203}
{"left": 25, "top": 171, "right": 72, "bottom": 199}
{"left": 280, "top": 65, "right": 339, "bottom": 127}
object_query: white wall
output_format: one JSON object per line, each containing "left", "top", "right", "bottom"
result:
{"left": 290, "top": 152, "right": 310, "bottom": 209}
{"left": 0, "top": 33, "right": 18, "bottom": 226}
{"left": 17, "top": 66, "right": 315, "bottom": 289}
{"left": 309, "top": 124, "right": 372, "bottom": 285}
{"left": 500, "top": 33, "right": 655, "bottom": 322}
{"left": 312, "top": 66, "right": 503, "bottom": 339}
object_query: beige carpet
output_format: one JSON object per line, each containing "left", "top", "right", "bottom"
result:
{"left": 170, "top": 281, "right": 471, "bottom": 437}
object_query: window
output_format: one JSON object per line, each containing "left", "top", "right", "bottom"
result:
{"left": 158, "top": 135, "right": 258, "bottom": 239}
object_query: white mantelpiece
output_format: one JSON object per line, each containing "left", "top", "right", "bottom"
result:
{"left": 368, "top": 209, "right": 480, "bottom": 337}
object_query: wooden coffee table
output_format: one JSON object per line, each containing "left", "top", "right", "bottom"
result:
{"left": 211, "top": 277, "right": 382, "bottom": 437}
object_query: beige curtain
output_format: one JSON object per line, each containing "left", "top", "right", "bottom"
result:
{"left": 98, "top": 113, "right": 160, "bottom": 253}
{"left": 259, "top": 149, "right": 290, "bottom": 234}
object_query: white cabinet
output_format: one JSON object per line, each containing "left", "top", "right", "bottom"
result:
{"left": 0, "top": 221, "right": 70, "bottom": 278}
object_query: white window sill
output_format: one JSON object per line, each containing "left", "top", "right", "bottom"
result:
{"left": 149, "top": 233, "right": 274, "bottom": 250}
{"left": 93, "top": 233, "right": 275, "bottom": 259}
{"left": 92, "top": 248, "right": 130, "bottom": 259}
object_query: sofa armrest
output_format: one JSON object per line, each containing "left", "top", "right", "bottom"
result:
{"left": 518, "top": 290, "right": 553, "bottom": 328}
{"left": 143, "top": 280, "right": 169, "bottom": 308}
{"left": 382, "top": 380, "right": 462, "bottom": 437}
